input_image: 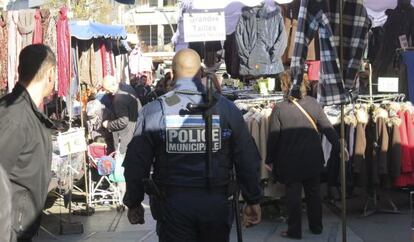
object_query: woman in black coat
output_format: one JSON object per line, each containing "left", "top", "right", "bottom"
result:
{"left": 265, "top": 71, "right": 341, "bottom": 239}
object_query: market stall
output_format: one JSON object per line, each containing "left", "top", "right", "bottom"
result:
{"left": 172, "top": 0, "right": 414, "bottom": 241}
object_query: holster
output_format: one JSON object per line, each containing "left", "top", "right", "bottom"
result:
{"left": 227, "top": 179, "right": 239, "bottom": 200}
{"left": 143, "top": 178, "right": 165, "bottom": 221}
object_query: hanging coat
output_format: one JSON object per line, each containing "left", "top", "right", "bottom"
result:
{"left": 235, "top": 4, "right": 287, "bottom": 77}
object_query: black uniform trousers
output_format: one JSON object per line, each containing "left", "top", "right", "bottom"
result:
{"left": 285, "top": 176, "right": 323, "bottom": 239}
{"left": 157, "top": 188, "right": 233, "bottom": 242}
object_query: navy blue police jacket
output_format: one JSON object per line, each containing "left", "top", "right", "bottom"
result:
{"left": 123, "top": 78, "right": 263, "bottom": 208}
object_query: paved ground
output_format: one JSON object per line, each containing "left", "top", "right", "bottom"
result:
{"left": 34, "top": 188, "right": 412, "bottom": 242}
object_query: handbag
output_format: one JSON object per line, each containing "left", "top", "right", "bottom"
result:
{"left": 109, "top": 144, "right": 126, "bottom": 182}
{"left": 96, "top": 156, "right": 115, "bottom": 176}
{"left": 290, "top": 98, "right": 319, "bottom": 132}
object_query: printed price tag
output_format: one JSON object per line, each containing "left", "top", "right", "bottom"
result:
{"left": 378, "top": 77, "right": 399, "bottom": 93}
{"left": 57, "top": 128, "right": 87, "bottom": 156}
{"left": 399, "top": 35, "right": 409, "bottom": 49}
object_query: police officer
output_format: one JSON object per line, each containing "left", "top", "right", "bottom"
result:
{"left": 123, "top": 49, "right": 262, "bottom": 242}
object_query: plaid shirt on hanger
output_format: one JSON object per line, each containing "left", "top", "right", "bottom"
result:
{"left": 329, "top": 0, "right": 370, "bottom": 91}
{"left": 290, "top": 0, "right": 369, "bottom": 106}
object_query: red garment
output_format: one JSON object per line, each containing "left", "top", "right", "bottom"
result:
{"left": 57, "top": 7, "right": 70, "bottom": 97}
{"left": 399, "top": 111, "right": 412, "bottom": 172}
{"left": 394, "top": 174, "right": 414, "bottom": 187}
{"left": 405, "top": 111, "right": 414, "bottom": 172}
{"left": 100, "top": 42, "right": 114, "bottom": 77}
{"left": 32, "top": 9, "right": 42, "bottom": 44}
{"left": 306, "top": 60, "right": 320, "bottom": 81}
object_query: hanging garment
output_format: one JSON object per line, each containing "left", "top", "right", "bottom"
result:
{"left": 353, "top": 122, "right": 367, "bottom": 176}
{"left": 259, "top": 109, "right": 272, "bottom": 179}
{"left": 188, "top": 41, "right": 223, "bottom": 71}
{"left": 404, "top": 110, "right": 414, "bottom": 169}
{"left": 128, "top": 46, "right": 141, "bottom": 76}
{"left": 402, "top": 51, "right": 414, "bottom": 103}
{"left": 78, "top": 40, "right": 94, "bottom": 88}
{"left": 290, "top": 0, "right": 369, "bottom": 106}
{"left": 290, "top": 0, "right": 344, "bottom": 105}
{"left": 44, "top": 14, "right": 57, "bottom": 58}
{"left": 94, "top": 41, "right": 103, "bottom": 87}
{"left": 223, "top": 33, "right": 240, "bottom": 78}
{"left": 57, "top": 7, "right": 70, "bottom": 97}
{"left": 328, "top": 0, "right": 370, "bottom": 93}
{"left": 100, "top": 41, "right": 114, "bottom": 77}
{"left": 33, "top": 9, "right": 42, "bottom": 44}
{"left": 367, "top": 27, "right": 385, "bottom": 64}
{"left": 17, "top": 10, "right": 35, "bottom": 48}
{"left": 40, "top": 9, "right": 50, "bottom": 41}
{"left": 394, "top": 107, "right": 414, "bottom": 188}
{"left": 0, "top": 12, "right": 7, "bottom": 93}
{"left": 375, "top": 115, "right": 390, "bottom": 180}
{"left": 398, "top": 110, "right": 412, "bottom": 173}
{"left": 235, "top": 4, "right": 287, "bottom": 77}
{"left": 8, "top": 11, "right": 21, "bottom": 93}
{"left": 374, "top": 3, "right": 414, "bottom": 78}
{"left": 77, "top": 41, "right": 90, "bottom": 88}
{"left": 70, "top": 46, "right": 79, "bottom": 98}
{"left": 283, "top": 18, "right": 316, "bottom": 63}
{"left": 387, "top": 113, "right": 402, "bottom": 179}
{"left": 283, "top": 0, "right": 300, "bottom": 19}
{"left": 366, "top": 8, "right": 388, "bottom": 28}
{"left": 306, "top": 60, "right": 320, "bottom": 81}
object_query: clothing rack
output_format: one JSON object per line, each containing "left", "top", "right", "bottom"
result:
{"left": 357, "top": 94, "right": 406, "bottom": 104}
{"left": 396, "top": 47, "right": 414, "bottom": 54}
{"left": 361, "top": 188, "right": 400, "bottom": 217}
{"left": 354, "top": 98, "right": 402, "bottom": 218}
{"left": 234, "top": 93, "right": 284, "bottom": 104}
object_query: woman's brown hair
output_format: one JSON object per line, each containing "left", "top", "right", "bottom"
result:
{"left": 280, "top": 70, "right": 308, "bottom": 98}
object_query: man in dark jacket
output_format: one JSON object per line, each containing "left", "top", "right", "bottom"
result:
{"left": 123, "top": 49, "right": 263, "bottom": 241}
{"left": 102, "top": 75, "right": 142, "bottom": 206}
{"left": 102, "top": 75, "right": 142, "bottom": 155}
{"left": 0, "top": 44, "right": 56, "bottom": 242}
{"left": 0, "top": 164, "right": 12, "bottom": 242}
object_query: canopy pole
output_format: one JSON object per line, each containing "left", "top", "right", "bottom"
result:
{"left": 339, "top": 0, "right": 347, "bottom": 241}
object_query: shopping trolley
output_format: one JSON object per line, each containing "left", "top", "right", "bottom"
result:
{"left": 87, "top": 142, "right": 122, "bottom": 209}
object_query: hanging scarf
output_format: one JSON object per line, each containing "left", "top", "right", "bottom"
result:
{"left": 100, "top": 41, "right": 114, "bottom": 77}
{"left": 33, "top": 9, "right": 43, "bottom": 44}
{"left": 57, "top": 7, "right": 70, "bottom": 97}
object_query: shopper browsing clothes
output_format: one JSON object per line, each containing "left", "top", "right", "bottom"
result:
{"left": 123, "top": 49, "right": 263, "bottom": 241}
{"left": 265, "top": 71, "right": 343, "bottom": 239}
{"left": 102, "top": 75, "right": 142, "bottom": 207}
{"left": 0, "top": 44, "right": 56, "bottom": 242}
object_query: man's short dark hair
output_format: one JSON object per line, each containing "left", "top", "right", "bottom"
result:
{"left": 18, "top": 44, "right": 56, "bottom": 85}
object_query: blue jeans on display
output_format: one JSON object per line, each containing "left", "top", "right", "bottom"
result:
{"left": 402, "top": 51, "right": 414, "bottom": 103}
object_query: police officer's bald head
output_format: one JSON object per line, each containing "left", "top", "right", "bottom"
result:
{"left": 172, "top": 49, "right": 202, "bottom": 80}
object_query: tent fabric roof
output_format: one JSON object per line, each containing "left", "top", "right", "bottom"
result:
{"left": 188, "top": 0, "right": 293, "bottom": 9}
{"left": 69, "top": 21, "right": 127, "bottom": 40}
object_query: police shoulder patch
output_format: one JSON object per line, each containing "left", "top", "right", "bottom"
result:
{"left": 165, "top": 94, "right": 181, "bottom": 106}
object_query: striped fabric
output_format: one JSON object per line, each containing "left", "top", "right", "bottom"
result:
{"left": 290, "top": 0, "right": 370, "bottom": 106}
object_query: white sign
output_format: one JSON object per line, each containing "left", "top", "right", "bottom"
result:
{"left": 399, "top": 35, "right": 409, "bottom": 49}
{"left": 378, "top": 77, "right": 399, "bottom": 93}
{"left": 183, "top": 12, "right": 226, "bottom": 42}
{"left": 57, "top": 128, "right": 87, "bottom": 156}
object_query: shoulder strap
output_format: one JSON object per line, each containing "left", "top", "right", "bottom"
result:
{"left": 291, "top": 99, "right": 318, "bottom": 132}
